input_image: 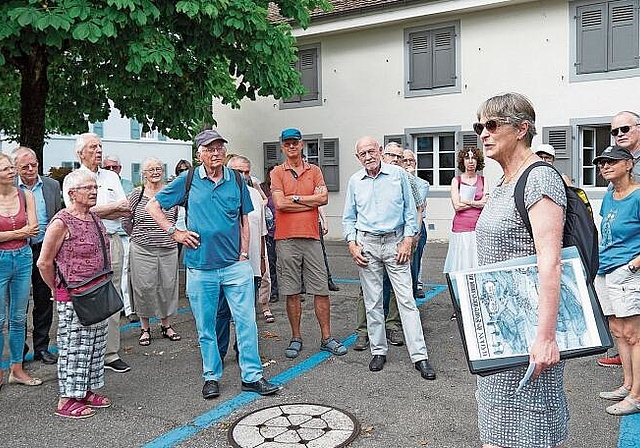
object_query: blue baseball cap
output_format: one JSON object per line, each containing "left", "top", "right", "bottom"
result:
{"left": 280, "top": 128, "right": 302, "bottom": 141}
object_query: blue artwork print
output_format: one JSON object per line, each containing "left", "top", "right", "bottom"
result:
{"left": 601, "top": 208, "right": 617, "bottom": 248}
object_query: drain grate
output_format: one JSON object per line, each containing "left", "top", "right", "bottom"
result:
{"left": 228, "top": 403, "right": 360, "bottom": 447}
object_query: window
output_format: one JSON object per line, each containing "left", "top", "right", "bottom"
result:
{"left": 93, "top": 122, "right": 104, "bottom": 138}
{"left": 413, "top": 133, "right": 456, "bottom": 186}
{"left": 264, "top": 135, "right": 340, "bottom": 191}
{"left": 405, "top": 22, "right": 459, "bottom": 97}
{"left": 130, "top": 119, "right": 141, "bottom": 140}
{"left": 574, "top": 0, "right": 639, "bottom": 75}
{"left": 61, "top": 161, "right": 79, "bottom": 169}
{"left": 578, "top": 125, "right": 611, "bottom": 187}
{"left": 282, "top": 44, "right": 321, "bottom": 108}
{"left": 131, "top": 163, "right": 141, "bottom": 184}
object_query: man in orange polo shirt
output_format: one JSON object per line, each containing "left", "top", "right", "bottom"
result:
{"left": 270, "top": 128, "right": 347, "bottom": 359}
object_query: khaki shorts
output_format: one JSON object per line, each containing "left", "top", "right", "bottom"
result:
{"left": 594, "top": 265, "right": 640, "bottom": 318}
{"left": 276, "top": 238, "right": 329, "bottom": 296}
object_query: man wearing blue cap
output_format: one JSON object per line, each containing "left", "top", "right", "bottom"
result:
{"left": 270, "top": 128, "right": 347, "bottom": 359}
{"left": 146, "top": 129, "right": 280, "bottom": 399}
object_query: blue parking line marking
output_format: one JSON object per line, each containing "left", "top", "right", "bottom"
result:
{"left": 143, "top": 284, "right": 446, "bottom": 448}
{"left": 619, "top": 414, "right": 640, "bottom": 448}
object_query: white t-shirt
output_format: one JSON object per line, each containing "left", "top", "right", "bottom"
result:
{"left": 247, "top": 186, "right": 267, "bottom": 276}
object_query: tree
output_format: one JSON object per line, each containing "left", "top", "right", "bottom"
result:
{"left": 0, "top": 0, "right": 328, "bottom": 168}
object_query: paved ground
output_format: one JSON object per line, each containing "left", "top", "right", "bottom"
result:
{"left": 1, "top": 241, "right": 637, "bottom": 447}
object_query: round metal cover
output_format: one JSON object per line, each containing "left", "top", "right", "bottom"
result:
{"left": 228, "top": 403, "right": 360, "bottom": 447}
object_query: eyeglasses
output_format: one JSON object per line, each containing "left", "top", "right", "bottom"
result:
{"left": 73, "top": 185, "right": 98, "bottom": 191}
{"left": 473, "top": 118, "right": 510, "bottom": 136}
{"left": 177, "top": 167, "right": 189, "bottom": 174}
{"left": 610, "top": 124, "right": 639, "bottom": 137}
{"left": 19, "top": 162, "right": 38, "bottom": 170}
{"left": 403, "top": 158, "right": 416, "bottom": 164}
{"left": 145, "top": 167, "right": 163, "bottom": 173}
{"left": 383, "top": 153, "right": 402, "bottom": 160}
{"left": 281, "top": 141, "right": 301, "bottom": 148}
{"left": 200, "top": 145, "right": 225, "bottom": 153}
{"left": 597, "top": 159, "right": 622, "bottom": 168}
{"left": 0, "top": 165, "right": 16, "bottom": 173}
{"left": 356, "top": 148, "right": 380, "bottom": 159}
{"left": 103, "top": 165, "right": 120, "bottom": 171}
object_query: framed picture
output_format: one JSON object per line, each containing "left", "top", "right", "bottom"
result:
{"left": 446, "top": 247, "right": 613, "bottom": 376}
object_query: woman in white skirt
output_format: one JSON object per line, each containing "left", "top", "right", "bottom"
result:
{"left": 443, "top": 146, "right": 488, "bottom": 273}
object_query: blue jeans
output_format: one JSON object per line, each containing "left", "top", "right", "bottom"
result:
{"left": 0, "top": 245, "right": 33, "bottom": 365}
{"left": 186, "top": 261, "right": 262, "bottom": 383}
{"left": 217, "top": 277, "right": 261, "bottom": 360}
{"left": 411, "top": 223, "right": 427, "bottom": 295}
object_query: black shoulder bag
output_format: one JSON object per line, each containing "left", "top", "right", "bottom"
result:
{"left": 56, "top": 214, "right": 123, "bottom": 326}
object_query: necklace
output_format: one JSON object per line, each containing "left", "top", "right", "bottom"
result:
{"left": 503, "top": 152, "right": 534, "bottom": 185}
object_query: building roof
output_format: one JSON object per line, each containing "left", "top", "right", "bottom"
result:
{"left": 269, "top": 0, "right": 433, "bottom": 23}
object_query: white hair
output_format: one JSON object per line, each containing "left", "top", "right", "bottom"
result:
{"left": 74, "top": 133, "right": 100, "bottom": 160}
{"left": 103, "top": 154, "right": 121, "bottom": 165}
{"left": 63, "top": 170, "right": 96, "bottom": 198}
{"left": 10, "top": 146, "right": 37, "bottom": 163}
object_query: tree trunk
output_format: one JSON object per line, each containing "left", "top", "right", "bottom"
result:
{"left": 18, "top": 44, "right": 49, "bottom": 174}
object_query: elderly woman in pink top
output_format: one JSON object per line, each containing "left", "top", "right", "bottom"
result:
{"left": 443, "top": 146, "right": 488, "bottom": 273}
{"left": 37, "top": 170, "right": 111, "bottom": 419}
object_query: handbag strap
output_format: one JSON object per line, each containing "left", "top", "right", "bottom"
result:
{"left": 55, "top": 212, "right": 111, "bottom": 289}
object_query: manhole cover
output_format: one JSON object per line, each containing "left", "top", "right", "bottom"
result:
{"left": 228, "top": 403, "right": 360, "bottom": 447}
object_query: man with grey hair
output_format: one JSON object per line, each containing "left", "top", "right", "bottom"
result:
{"left": 65, "top": 133, "right": 132, "bottom": 373}
{"left": 102, "top": 154, "right": 136, "bottom": 322}
{"left": 13, "top": 146, "right": 62, "bottom": 364}
{"left": 146, "top": 129, "right": 280, "bottom": 399}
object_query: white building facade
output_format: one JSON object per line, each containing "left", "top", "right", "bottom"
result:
{"left": 213, "top": 0, "right": 640, "bottom": 239}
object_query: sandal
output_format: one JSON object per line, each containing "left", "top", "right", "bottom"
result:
{"left": 606, "top": 396, "right": 640, "bottom": 416}
{"left": 285, "top": 338, "right": 303, "bottom": 359}
{"left": 263, "top": 310, "right": 275, "bottom": 323}
{"left": 139, "top": 328, "right": 151, "bottom": 346}
{"left": 81, "top": 391, "right": 111, "bottom": 408}
{"left": 55, "top": 398, "right": 96, "bottom": 419}
{"left": 599, "top": 385, "right": 631, "bottom": 401}
{"left": 320, "top": 337, "right": 347, "bottom": 356}
{"left": 161, "top": 325, "right": 181, "bottom": 341}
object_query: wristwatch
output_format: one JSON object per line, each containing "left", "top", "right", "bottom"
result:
{"left": 292, "top": 195, "right": 301, "bottom": 203}
{"left": 628, "top": 262, "right": 638, "bottom": 274}
{"left": 240, "top": 252, "right": 249, "bottom": 259}
{"left": 166, "top": 226, "right": 176, "bottom": 236}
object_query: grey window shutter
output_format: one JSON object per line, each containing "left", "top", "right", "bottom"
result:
{"left": 158, "top": 132, "right": 167, "bottom": 141}
{"left": 384, "top": 134, "right": 406, "bottom": 147}
{"left": 93, "top": 122, "right": 104, "bottom": 138}
{"left": 283, "top": 59, "right": 301, "bottom": 103}
{"left": 131, "top": 163, "right": 141, "bottom": 184}
{"left": 433, "top": 27, "right": 456, "bottom": 88}
{"left": 263, "top": 141, "right": 280, "bottom": 178}
{"left": 608, "top": 0, "right": 639, "bottom": 70}
{"left": 576, "top": 3, "right": 607, "bottom": 74}
{"left": 543, "top": 126, "right": 574, "bottom": 182}
{"left": 300, "top": 48, "right": 319, "bottom": 102}
{"left": 130, "top": 119, "right": 141, "bottom": 140}
{"left": 457, "top": 131, "right": 481, "bottom": 152}
{"left": 409, "top": 30, "right": 432, "bottom": 90}
{"left": 320, "top": 138, "right": 340, "bottom": 192}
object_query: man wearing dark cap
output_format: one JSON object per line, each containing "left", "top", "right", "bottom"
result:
{"left": 270, "top": 128, "right": 347, "bottom": 359}
{"left": 146, "top": 129, "right": 280, "bottom": 399}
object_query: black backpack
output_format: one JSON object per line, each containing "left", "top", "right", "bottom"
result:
{"left": 515, "top": 161, "right": 599, "bottom": 282}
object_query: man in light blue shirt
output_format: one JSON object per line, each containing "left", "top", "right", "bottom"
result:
{"left": 343, "top": 136, "right": 435, "bottom": 380}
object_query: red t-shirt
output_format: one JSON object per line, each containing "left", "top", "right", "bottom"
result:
{"left": 270, "top": 161, "right": 325, "bottom": 240}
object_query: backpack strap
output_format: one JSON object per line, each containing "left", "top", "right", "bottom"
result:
{"left": 232, "top": 168, "right": 244, "bottom": 228}
{"left": 183, "top": 167, "right": 195, "bottom": 227}
{"left": 514, "top": 160, "right": 564, "bottom": 239}
{"left": 129, "top": 185, "right": 145, "bottom": 224}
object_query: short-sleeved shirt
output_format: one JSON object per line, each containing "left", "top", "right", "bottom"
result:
{"left": 247, "top": 187, "right": 267, "bottom": 276}
{"left": 155, "top": 166, "right": 253, "bottom": 270}
{"left": 270, "top": 161, "right": 325, "bottom": 240}
{"left": 598, "top": 188, "right": 640, "bottom": 274}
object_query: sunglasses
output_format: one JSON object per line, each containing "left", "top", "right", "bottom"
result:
{"left": 103, "top": 165, "right": 120, "bottom": 171}
{"left": 473, "top": 118, "right": 510, "bottom": 136}
{"left": 610, "top": 124, "right": 638, "bottom": 137}
{"left": 597, "top": 159, "right": 622, "bottom": 168}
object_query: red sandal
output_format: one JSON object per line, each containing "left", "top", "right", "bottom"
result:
{"left": 81, "top": 391, "right": 112, "bottom": 408}
{"left": 55, "top": 398, "right": 96, "bottom": 419}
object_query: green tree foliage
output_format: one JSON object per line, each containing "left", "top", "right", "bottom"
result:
{"left": 0, "top": 0, "right": 328, "bottom": 164}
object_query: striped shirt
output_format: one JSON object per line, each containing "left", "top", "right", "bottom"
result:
{"left": 128, "top": 187, "right": 178, "bottom": 248}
